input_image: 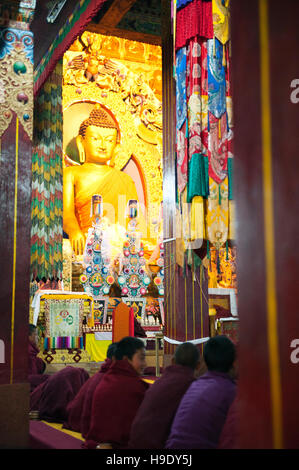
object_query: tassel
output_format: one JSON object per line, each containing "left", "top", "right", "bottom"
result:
{"left": 213, "top": 36, "right": 216, "bottom": 57}
{"left": 185, "top": 118, "right": 189, "bottom": 138}
{"left": 218, "top": 184, "right": 222, "bottom": 206}
{"left": 219, "top": 118, "right": 221, "bottom": 139}
{"left": 207, "top": 240, "right": 210, "bottom": 259}
{"left": 217, "top": 250, "right": 221, "bottom": 274}
{"left": 207, "top": 112, "right": 210, "bottom": 132}
{"left": 226, "top": 240, "right": 229, "bottom": 261}
{"left": 222, "top": 43, "right": 226, "bottom": 67}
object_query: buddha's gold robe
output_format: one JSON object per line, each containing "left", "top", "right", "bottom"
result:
{"left": 63, "top": 163, "right": 151, "bottom": 251}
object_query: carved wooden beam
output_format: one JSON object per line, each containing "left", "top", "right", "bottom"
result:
{"left": 98, "top": 0, "right": 138, "bottom": 28}
{"left": 87, "top": 22, "right": 161, "bottom": 46}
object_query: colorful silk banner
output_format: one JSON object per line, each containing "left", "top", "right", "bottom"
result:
{"left": 174, "top": 9, "right": 234, "bottom": 249}
{"left": 44, "top": 298, "right": 84, "bottom": 350}
{"left": 175, "top": 0, "right": 214, "bottom": 50}
{"left": 30, "top": 61, "right": 63, "bottom": 281}
{"left": 207, "top": 37, "right": 226, "bottom": 119}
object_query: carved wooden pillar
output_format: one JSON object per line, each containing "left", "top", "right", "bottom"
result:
{"left": 0, "top": 0, "right": 36, "bottom": 448}
{"left": 162, "top": 0, "right": 177, "bottom": 360}
{"left": 162, "top": 0, "right": 209, "bottom": 363}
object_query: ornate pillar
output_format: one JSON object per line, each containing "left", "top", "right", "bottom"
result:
{"left": 162, "top": 0, "right": 177, "bottom": 360}
{"left": 0, "top": 0, "right": 35, "bottom": 448}
{"left": 162, "top": 0, "right": 209, "bottom": 363}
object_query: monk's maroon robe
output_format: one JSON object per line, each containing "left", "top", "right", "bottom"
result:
{"left": 129, "top": 364, "right": 195, "bottom": 449}
{"left": 64, "top": 359, "right": 112, "bottom": 436}
{"left": 30, "top": 366, "right": 89, "bottom": 423}
{"left": 28, "top": 340, "right": 46, "bottom": 375}
{"left": 28, "top": 340, "right": 49, "bottom": 392}
{"left": 166, "top": 371, "right": 237, "bottom": 449}
{"left": 218, "top": 397, "right": 239, "bottom": 449}
{"left": 84, "top": 359, "right": 149, "bottom": 449}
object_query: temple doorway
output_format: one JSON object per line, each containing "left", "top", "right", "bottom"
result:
{"left": 30, "top": 16, "right": 165, "bottom": 373}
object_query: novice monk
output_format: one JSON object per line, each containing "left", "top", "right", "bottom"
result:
{"left": 84, "top": 336, "right": 148, "bottom": 449}
{"left": 166, "top": 335, "right": 237, "bottom": 449}
{"left": 64, "top": 342, "right": 117, "bottom": 436}
{"left": 129, "top": 342, "right": 200, "bottom": 449}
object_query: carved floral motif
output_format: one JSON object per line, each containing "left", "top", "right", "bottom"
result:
{"left": 0, "top": 27, "right": 33, "bottom": 138}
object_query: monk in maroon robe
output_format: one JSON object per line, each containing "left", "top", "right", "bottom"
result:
{"left": 84, "top": 337, "right": 148, "bottom": 449}
{"left": 30, "top": 366, "right": 89, "bottom": 423}
{"left": 166, "top": 336, "right": 237, "bottom": 449}
{"left": 64, "top": 343, "right": 118, "bottom": 436}
{"left": 28, "top": 324, "right": 49, "bottom": 391}
{"left": 218, "top": 396, "right": 240, "bottom": 449}
{"left": 129, "top": 342, "right": 201, "bottom": 449}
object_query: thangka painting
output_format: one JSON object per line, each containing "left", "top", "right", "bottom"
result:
{"left": 93, "top": 297, "right": 109, "bottom": 324}
{"left": 219, "top": 319, "right": 239, "bottom": 345}
{"left": 43, "top": 298, "right": 84, "bottom": 349}
{"left": 122, "top": 297, "right": 146, "bottom": 323}
{"left": 107, "top": 297, "right": 122, "bottom": 322}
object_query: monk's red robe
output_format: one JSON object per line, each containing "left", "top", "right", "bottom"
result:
{"left": 30, "top": 366, "right": 89, "bottom": 423}
{"left": 218, "top": 397, "right": 239, "bottom": 449}
{"left": 129, "top": 364, "right": 195, "bottom": 449}
{"left": 84, "top": 359, "right": 149, "bottom": 449}
{"left": 64, "top": 359, "right": 112, "bottom": 436}
{"left": 28, "top": 340, "right": 49, "bottom": 392}
{"left": 28, "top": 340, "right": 46, "bottom": 375}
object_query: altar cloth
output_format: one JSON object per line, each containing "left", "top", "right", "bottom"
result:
{"left": 31, "top": 290, "right": 93, "bottom": 325}
{"left": 85, "top": 333, "right": 112, "bottom": 362}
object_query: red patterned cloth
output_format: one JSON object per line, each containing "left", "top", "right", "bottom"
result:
{"left": 176, "top": 0, "right": 214, "bottom": 51}
{"left": 208, "top": 112, "right": 229, "bottom": 184}
{"left": 187, "top": 37, "right": 209, "bottom": 159}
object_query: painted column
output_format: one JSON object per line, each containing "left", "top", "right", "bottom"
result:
{"left": 0, "top": 0, "right": 35, "bottom": 448}
{"left": 231, "top": 0, "right": 299, "bottom": 449}
{"left": 162, "top": 0, "right": 209, "bottom": 361}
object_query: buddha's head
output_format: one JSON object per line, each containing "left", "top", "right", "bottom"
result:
{"left": 76, "top": 105, "right": 120, "bottom": 165}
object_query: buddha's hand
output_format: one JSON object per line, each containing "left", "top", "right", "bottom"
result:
{"left": 70, "top": 231, "right": 86, "bottom": 256}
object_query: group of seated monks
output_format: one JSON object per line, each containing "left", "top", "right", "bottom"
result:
{"left": 28, "top": 324, "right": 238, "bottom": 449}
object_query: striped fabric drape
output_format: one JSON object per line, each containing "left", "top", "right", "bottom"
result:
{"left": 30, "top": 60, "right": 63, "bottom": 281}
{"left": 174, "top": 0, "right": 234, "bottom": 252}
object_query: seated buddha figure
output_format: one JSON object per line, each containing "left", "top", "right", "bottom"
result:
{"left": 63, "top": 105, "right": 142, "bottom": 256}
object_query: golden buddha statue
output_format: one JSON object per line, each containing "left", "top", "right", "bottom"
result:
{"left": 63, "top": 105, "right": 141, "bottom": 255}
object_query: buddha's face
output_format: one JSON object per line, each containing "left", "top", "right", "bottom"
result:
{"left": 82, "top": 125, "right": 117, "bottom": 164}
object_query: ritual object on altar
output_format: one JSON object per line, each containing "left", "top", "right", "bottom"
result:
{"left": 80, "top": 194, "right": 115, "bottom": 298}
